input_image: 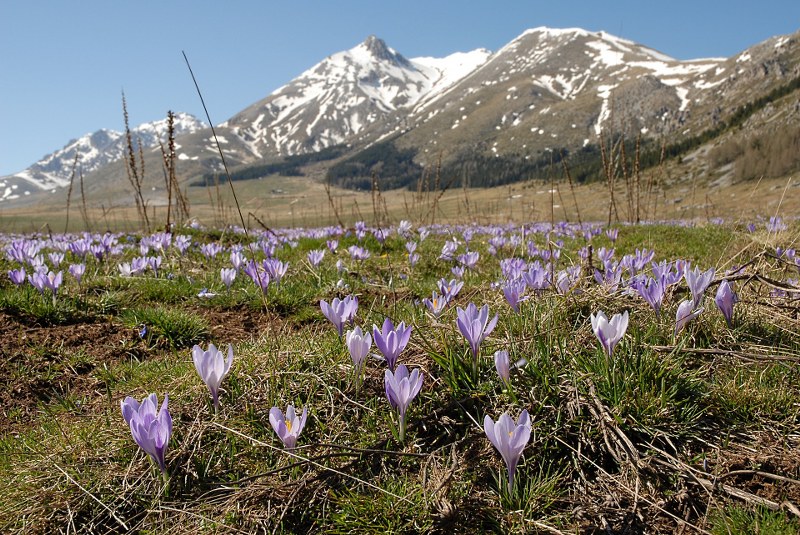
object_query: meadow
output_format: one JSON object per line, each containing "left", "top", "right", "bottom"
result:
{"left": 1, "top": 215, "right": 799, "bottom": 534}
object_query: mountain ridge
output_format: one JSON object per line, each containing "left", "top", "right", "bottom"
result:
{"left": 3, "top": 26, "right": 799, "bottom": 206}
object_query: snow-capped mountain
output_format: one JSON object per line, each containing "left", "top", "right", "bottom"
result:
{"left": 400, "top": 27, "right": 726, "bottom": 156}
{"left": 0, "top": 112, "right": 205, "bottom": 202}
{"left": 220, "top": 36, "right": 490, "bottom": 158}
{"left": 4, "top": 27, "right": 799, "bottom": 206}
{"left": 363, "top": 26, "right": 799, "bottom": 188}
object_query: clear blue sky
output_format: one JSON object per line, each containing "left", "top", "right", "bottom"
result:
{"left": 1, "top": 0, "right": 798, "bottom": 176}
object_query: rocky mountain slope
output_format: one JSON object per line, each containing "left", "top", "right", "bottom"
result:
{"left": 4, "top": 27, "right": 799, "bottom": 207}
{"left": 0, "top": 113, "right": 205, "bottom": 202}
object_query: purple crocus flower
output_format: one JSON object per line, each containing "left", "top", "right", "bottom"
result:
{"left": 590, "top": 310, "right": 629, "bottom": 359}
{"left": 269, "top": 404, "right": 308, "bottom": 449}
{"left": 439, "top": 240, "right": 458, "bottom": 261}
{"left": 494, "top": 349, "right": 511, "bottom": 385}
{"left": 373, "top": 317, "right": 412, "bottom": 371}
{"left": 384, "top": 364, "right": 424, "bottom": 443}
{"left": 201, "top": 242, "right": 223, "bottom": 259}
{"left": 307, "top": 249, "right": 325, "bottom": 268}
{"left": 30, "top": 270, "right": 62, "bottom": 298}
{"left": 220, "top": 267, "right": 237, "bottom": 290}
{"left": 484, "top": 409, "right": 531, "bottom": 493}
{"left": 8, "top": 267, "right": 26, "bottom": 286}
{"left": 715, "top": 280, "right": 738, "bottom": 327}
{"left": 422, "top": 291, "right": 448, "bottom": 318}
{"left": 438, "top": 278, "right": 464, "bottom": 301}
{"left": 320, "top": 295, "right": 358, "bottom": 337}
{"left": 120, "top": 393, "right": 172, "bottom": 475}
{"left": 264, "top": 258, "right": 289, "bottom": 285}
{"left": 457, "top": 251, "right": 480, "bottom": 270}
{"left": 346, "top": 326, "right": 371, "bottom": 375}
{"left": 398, "top": 220, "right": 413, "bottom": 238}
{"left": 675, "top": 299, "right": 703, "bottom": 336}
{"left": 684, "top": 265, "right": 715, "bottom": 308}
{"left": 524, "top": 263, "right": 551, "bottom": 292}
{"left": 48, "top": 252, "right": 64, "bottom": 268}
{"left": 192, "top": 343, "right": 234, "bottom": 413}
{"left": 230, "top": 251, "right": 246, "bottom": 271}
{"left": 347, "top": 245, "right": 370, "bottom": 262}
{"left": 130, "top": 256, "right": 148, "bottom": 275}
{"left": 635, "top": 277, "right": 665, "bottom": 317}
{"left": 456, "top": 303, "right": 498, "bottom": 372}
{"left": 502, "top": 279, "right": 527, "bottom": 313}
{"left": 69, "top": 263, "right": 86, "bottom": 285}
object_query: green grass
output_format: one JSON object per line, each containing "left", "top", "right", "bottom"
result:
{"left": 1, "top": 221, "right": 799, "bottom": 533}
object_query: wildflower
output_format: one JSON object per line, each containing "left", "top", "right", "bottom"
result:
{"left": 264, "top": 259, "right": 289, "bottom": 285}
{"left": 439, "top": 240, "right": 458, "bottom": 261}
{"left": 398, "top": 220, "right": 413, "bottom": 238}
{"left": 320, "top": 295, "right": 358, "bottom": 337}
{"left": 269, "top": 404, "right": 308, "bottom": 449}
{"left": 422, "top": 291, "right": 448, "bottom": 318}
{"left": 174, "top": 235, "right": 192, "bottom": 254}
{"left": 48, "top": 252, "right": 64, "bottom": 268}
{"left": 229, "top": 251, "right": 246, "bottom": 271}
{"left": 197, "top": 288, "right": 217, "bottom": 298}
{"left": 714, "top": 280, "right": 738, "bottom": 327}
{"left": 494, "top": 349, "right": 511, "bottom": 385}
{"left": 675, "top": 299, "right": 703, "bottom": 336}
{"left": 307, "top": 249, "right": 325, "bottom": 268}
{"left": 69, "top": 263, "right": 86, "bottom": 285}
{"left": 523, "top": 263, "right": 550, "bottom": 292}
{"left": 684, "top": 265, "right": 715, "bottom": 307}
{"left": 347, "top": 245, "right": 370, "bottom": 262}
{"left": 147, "top": 256, "right": 162, "bottom": 277}
{"left": 201, "top": 242, "right": 223, "bottom": 259}
{"left": 502, "top": 279, "right": 527, "bottom": 313}
{"left": 220, "top": 267, "right": 237, "bottom": 290}
{"left": 346, "top": 326, "right": 371, "bottom": 376}
{"left": 120, "top": 393, "right": 172, "bottom": 475}
{"left": 438, "top": 278, "right": 464, "bottom": 301}
{"left": 118, "top": 262, "right": 133, "bottom": 277}
{"left": 373, "top": 317, "right": 412, "bottom": 371}
{"left": 192, "top": 343, "right": 233, "bottom": 412}
{"left": 457, "top": 251, "right": 480, "bottom": 270}
{"left": 8, "top": 267, "right": 25, "bottom": 285}
{"left": 635, "top": 277, "right": 665, "bottom": 317}
{"left": 384, "top": 364, "right": 424, "bottom": 443}
{"left": 456, "top": 303, "right": 498, "bottom": 360}
{"left": 29, "top": 270, "right": 62, "bottom": 298}
{"left": 590, "top": 310, "right": 629, "bottom": 359}
{"left": 484, "top": 409, "right": 531, "bottom": 493}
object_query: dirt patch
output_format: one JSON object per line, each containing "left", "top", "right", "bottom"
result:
{"left": 0, "top": 306, "right": 282, "bottom": 435}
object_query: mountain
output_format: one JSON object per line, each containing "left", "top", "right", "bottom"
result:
{"left": 0, "top": 112, "right": 206, "bottom": 202}
{"left": 219, "top": 36, "right": 490, "bottom": 158}
{"left": 4, "top": 28, "right": 800, "bottom": 207}
{"left": 378, "top": 27, "right": 800, "bottom": 187}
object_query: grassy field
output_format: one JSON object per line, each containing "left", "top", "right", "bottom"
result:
{"left": 1, "top": 170, "right": 798, "bottom": 233}
{"left": 0, "top": 216, "right": 799, "bottom": 533}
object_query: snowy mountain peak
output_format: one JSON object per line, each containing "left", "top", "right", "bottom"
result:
{"left": 224, "top": 37, "right": 490, "bottom": 157}
{"left": 0, "top": 113, "right": 206, "bottom": 201}
{"left": 360, "top": 35, "right": 408, "bottom": 66}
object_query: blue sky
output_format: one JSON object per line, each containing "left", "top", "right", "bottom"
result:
{"left": 1, "top": 0, "right": 798, "bottom": 176}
